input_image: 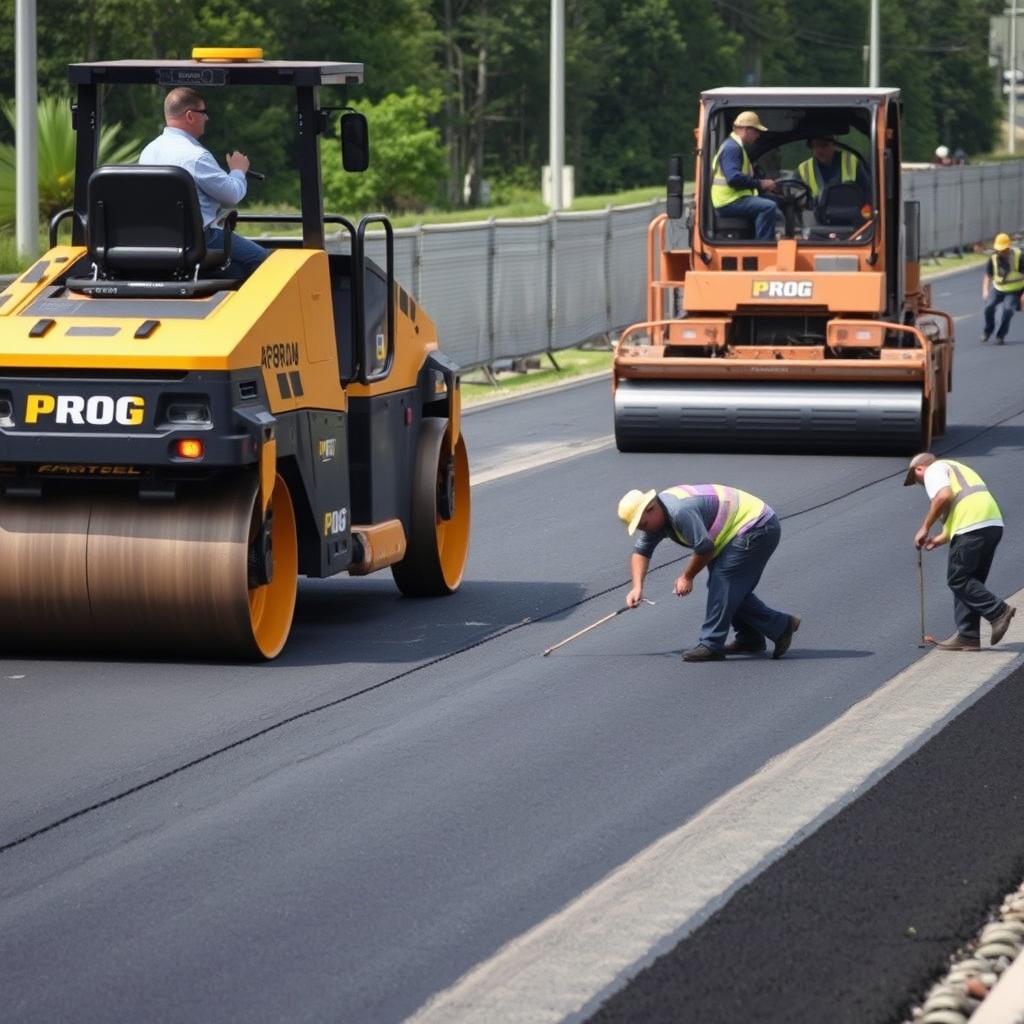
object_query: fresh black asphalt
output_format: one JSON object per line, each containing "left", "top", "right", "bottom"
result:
{"left": 589, "top": 661, "right": 1024, "bottom": 1024}
{"left": 2, "top": 265, "right": 1024, "bottom": 1022}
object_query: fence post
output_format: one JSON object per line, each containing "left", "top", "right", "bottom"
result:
{"left": 413, "top": 223, "right": 423, "bottom": 301}
{"left": 957, "top": 167, "right": 965, "bottom": 254}
{"left": 487, "top": 218, "right": 497, "bottom": 368}
{"left": 547, "top": 212, "right": 556, "bottom": 354}
{"left": 604, "top": 205, "right": 613, "bottom": 335}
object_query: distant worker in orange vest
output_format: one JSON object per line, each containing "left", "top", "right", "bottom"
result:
{"left": 981, "top": 232, "right": 1024, "bottom": 345}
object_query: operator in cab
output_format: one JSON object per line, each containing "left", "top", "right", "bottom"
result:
{"left": 709, "top": 110, "right": 780, "bottom": 241}
{"left": 797, "top": 136, "right": 870, "bottom": 213}
{"left": 139, "top": 87, "right": 268, "bottom": 280}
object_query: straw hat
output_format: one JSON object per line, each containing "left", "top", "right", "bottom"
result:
{"left": 618, "top": 489, "right": 657, "bottom": 535}
{"left": 733, "top": 110, "right": 768, "bottom": 132}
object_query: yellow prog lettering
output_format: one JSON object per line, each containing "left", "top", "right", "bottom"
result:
{"left": 25, "top": 394, "right": 55, "bottom": 423}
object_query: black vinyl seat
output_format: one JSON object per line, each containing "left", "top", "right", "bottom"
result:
{"left": 66, "top": 165, "right": 240, "bottom": 298}
{"left": 815, "top": 182, "right": 863, "bottom": 226}
{"left": 711, "top": 208, "right": 754, "bottom": 240}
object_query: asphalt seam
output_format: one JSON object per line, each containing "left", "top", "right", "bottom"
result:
{"left": 4, "top": 361, "right": 1019, "bottom": 858}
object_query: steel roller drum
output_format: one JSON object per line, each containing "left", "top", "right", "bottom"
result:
{"left": 0, "top": 474, "right": 291, "bottom": 658}
{"left": 614, "top": 380, "right": 925, "bottom": 453}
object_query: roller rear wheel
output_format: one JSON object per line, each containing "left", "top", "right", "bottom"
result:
{"left": 392, "top": 417, "right": 471, "bottom": 597}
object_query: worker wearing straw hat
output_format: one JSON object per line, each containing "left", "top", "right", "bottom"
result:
{"left": 618, "top": 485, "right": 799, "bottom": 662}
{"left": 981, "top": 232, "right": 1024, "bottom": 345}
{"left": 709, "top": 110, "right": 780, "bottom": 241}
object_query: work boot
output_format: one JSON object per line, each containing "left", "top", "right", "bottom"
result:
{"left": 936, "top": 634, "right": 981, "bottom": 651}
{"left": 996, "top": 336, "right": 1006, "bottom": 346}
{"left": 681, "top": 644, "right": 725, "bottom": 662}
{"left": 771, "top": 616, "right": 801, "bottom": 660}
{"left": 990, "top": 605, "right": 1016, "bottom": 646}
{"left": 981, "top": 333, "right": 991, "bottom": 344}
{"left": 723, "top": 636, "right": 767, "bottom": 655}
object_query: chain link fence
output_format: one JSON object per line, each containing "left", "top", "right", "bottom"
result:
{"left": 351, "top": 161, "right": 1024, "bottom": 373}
{"left": 4, "top": 162, "right": 1021, "bottom": 374}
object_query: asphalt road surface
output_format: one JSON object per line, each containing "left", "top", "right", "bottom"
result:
{"left": 3, "top": 264, "right": 1024, "bottom": 1023}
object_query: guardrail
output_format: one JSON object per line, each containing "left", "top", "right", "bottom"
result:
{"left": 4, "top": 161, "right": 1022, "bottom": 373}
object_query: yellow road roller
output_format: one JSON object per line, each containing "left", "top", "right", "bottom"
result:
{"left": 0, "top": 50, "right": 470, "bottom": 658}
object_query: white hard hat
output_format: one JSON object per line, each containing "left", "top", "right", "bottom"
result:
{"left": 935, "top": 145, "right": 950, "bottom": 159}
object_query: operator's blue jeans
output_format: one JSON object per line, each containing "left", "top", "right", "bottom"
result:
{"left": 206, "top": 227, "right": 269, "bottom": 280}
{"left": 982, "top": 289, "right": 1020, "bottom": 339}
{"left": 699, "top": 515, "right": 791, "bottom": 651}
{"left": 715, "top": 195, "right": 779, "bottom": 241}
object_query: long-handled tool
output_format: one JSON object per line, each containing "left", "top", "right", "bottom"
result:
{"left": 918, "top": 548, "right": 936, "bottom": 647}
{"left": 543, "top": 599, "right": 655, "bottom": 657}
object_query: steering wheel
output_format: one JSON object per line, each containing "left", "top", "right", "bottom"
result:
{"left": 773, "top": 175, "right": 810, "bottom": 203}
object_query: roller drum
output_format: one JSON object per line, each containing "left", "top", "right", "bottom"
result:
{"left": 0, "top": 474, "right": 293, "bottom": 658}
{"left": 614, "top": 380, "right": 925, "bottom": 453}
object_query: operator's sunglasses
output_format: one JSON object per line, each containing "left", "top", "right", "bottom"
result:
{"left": 185, "top": 108, "right": 209, "bottom": 118}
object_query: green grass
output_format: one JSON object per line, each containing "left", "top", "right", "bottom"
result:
{"left": 920, "top": 251, "right": 987, "bottom": 272}
{"left": 462, "top": 346, "right": 613, "bottom": 404}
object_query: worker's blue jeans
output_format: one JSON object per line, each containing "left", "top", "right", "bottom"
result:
{"left": 982, "top": 289, "right": 1021, "bottom": 339}
{"left": 948, "top": 525, "right": 1005, "bottom": 641}
{"left": 206, "top": 227, "right": 269, "bottom": 280}
{"left": 715, "top": 195, "right": 779, "bottom": 241}
{"left": 699, "top": 515, "right": 791, "bottom": 651}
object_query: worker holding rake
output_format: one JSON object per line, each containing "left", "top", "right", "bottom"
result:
{"left": 905, "top": 453, "right": 1015, "bottom": 650}
{"left": 618, "top": 485, "right": 800, "bottom": 662}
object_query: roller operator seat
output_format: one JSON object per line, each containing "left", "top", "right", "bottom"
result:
{"left": 66, "top": 164, "right": 240, "bottom": 298}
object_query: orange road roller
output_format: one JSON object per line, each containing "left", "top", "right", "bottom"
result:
{"left": 614, "top": 87, "right": 954, "bottom": 454}
{"left": 0, "top": 50, "right": 470, "bottom": 658}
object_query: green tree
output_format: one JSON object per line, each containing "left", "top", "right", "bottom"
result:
{"left": 321, "top": 88, "right": 447, "bottom": 213}
{"left": 0, "top": 94, "right": 140, "bottom": 227}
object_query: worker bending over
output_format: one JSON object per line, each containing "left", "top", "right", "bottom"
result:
{"left": 618, "top": 485, "right": 800, "bottom": 662}
{"left": 981, "top": 232, "right": 1024, "bottom": 345}
{"left": 905, "top": 453, "right": 1015, "bottom": 650}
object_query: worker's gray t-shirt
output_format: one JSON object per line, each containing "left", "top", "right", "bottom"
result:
{"left": 633, "top": 490, "right": 774, "bottom": 559}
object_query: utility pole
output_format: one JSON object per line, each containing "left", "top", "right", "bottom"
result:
{"left": 868, "top": 0, "right": 880, "bottom": 88}
{"left": 1011, "top": 0, "right": 1019, "bottom": 154}
{"left": 15, "top": 0, "right": 39, "bottom": 260}
{"left": 548, "top": 0, "right": 564, "bottom": 211}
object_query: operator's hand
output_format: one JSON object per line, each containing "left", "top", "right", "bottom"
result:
{"left": 914, "top": 526, "right": 930, "bottom": 549}
{"left": 626, "top": 586, "right": 643, "bottom": 609}
{"left": 925, "top": 531, "right": 949, "bottom": 551}
{"left": 760, "top": 178, "right": 778, "bottom": 193}
{"left": 227, "top": 151, "right": 251, "bottom": 174}
{"left": 673, "top": 575, "right": 693, "bottom": 597}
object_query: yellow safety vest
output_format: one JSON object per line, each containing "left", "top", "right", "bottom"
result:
{"left": 665, "top": 484, "right": 768, "bottom": 557}
{"left": 710, "top": 133, "right": 757, "bottom": 209}
{"left": 937, "top": 460, "right": 1002, "bottom": 537}
{"left": 990, "top": 249, "right": 1024, "bottom": 293}
{"left": 797, "top": 151, "right": 858, "bottom": 198}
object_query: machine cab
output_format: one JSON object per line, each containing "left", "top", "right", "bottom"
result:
{"left": 698, "top": 88, "right": 898, "bottom": 250}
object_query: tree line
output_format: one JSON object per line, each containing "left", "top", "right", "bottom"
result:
{"left": 0, "top": 0, "right": 1005, "bottom": 217}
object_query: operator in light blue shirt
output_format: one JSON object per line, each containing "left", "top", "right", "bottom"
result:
{"left": 139, "top": 87, "right": 268, "bottom": 279}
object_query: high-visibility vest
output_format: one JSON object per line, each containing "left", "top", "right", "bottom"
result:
{"left": 936, "top": 460, "right": 1002, "bottom": 537}
{"left": 664, "top": 484, "right": 768, "bottom": 557}
{"left": 797, "top": 151, "right": 858, "bottom": 198}
{"left": 710, "top": 134, "right": 757, "bottom": 208}
{"left": 990, "top": 249, "right": 1024, "bottom": 293}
